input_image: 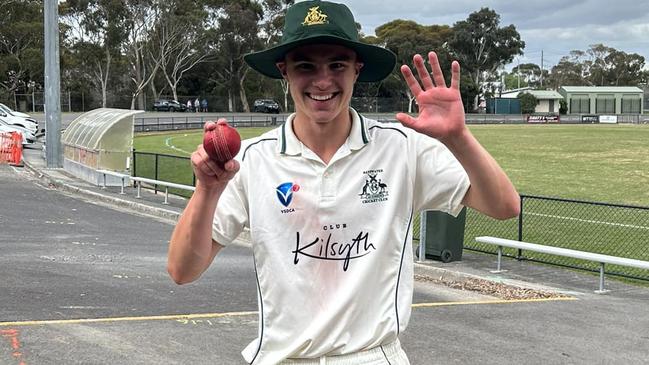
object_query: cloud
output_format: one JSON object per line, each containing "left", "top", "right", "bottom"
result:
{"left": 327, "top": 0, "right": 649, "bottom": 68}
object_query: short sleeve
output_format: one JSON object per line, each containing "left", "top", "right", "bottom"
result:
{"left": 211, "top": 161, "right": 249, "bottom": 246}
{"left": 411, "top": 134, "right": 470, "bottom": 217}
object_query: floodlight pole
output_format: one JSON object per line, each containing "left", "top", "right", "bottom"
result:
{"left": 44, "top": 0, "right": 62, "bottom": 168}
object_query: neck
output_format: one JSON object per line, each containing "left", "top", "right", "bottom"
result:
{"left": 292, "top": 108, "right": 352, "bottom": 164}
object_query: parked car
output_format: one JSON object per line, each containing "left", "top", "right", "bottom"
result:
{"left": 0, "top": 111, "right": 38, "bottom": 135}
{"left": 153, "top": 99, "right": 187, "bottom": 112}
{"left": 253, "top": 99, "right": 281, "bottom": 114}
{"left": 0, "top": 118, "right": 35, "bottom": 145}
{"left": 0, "top": 103, "right": 31, "bottom": 119}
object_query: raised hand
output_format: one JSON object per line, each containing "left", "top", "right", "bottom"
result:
{"left": 396, "top": 52, "right": 466, "bottom": 143}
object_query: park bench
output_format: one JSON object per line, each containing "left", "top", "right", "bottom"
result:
{"left": 475, "top": 236, "right": 649, "bottom": 293}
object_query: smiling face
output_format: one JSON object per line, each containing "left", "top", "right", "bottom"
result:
{"left": 276, "top": 44, "right": 363, "bottom": 126}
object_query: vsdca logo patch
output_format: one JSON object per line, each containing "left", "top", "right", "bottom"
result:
{"left": 276, "top": 182, "right": 300, "bottom": 207}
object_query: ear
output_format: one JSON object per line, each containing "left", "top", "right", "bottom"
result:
{"left": 276, "top": 62, "right": 288, "bottom": 80}
{"left": 354, "top": 62, "right": 364, "bottom": 81}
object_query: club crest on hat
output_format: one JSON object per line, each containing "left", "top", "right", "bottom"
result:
{"left": 243, "top": 0, "right": 397, "bottom": 82}
{"left": 302, "top": 6, "right": 328, "bottom": 26}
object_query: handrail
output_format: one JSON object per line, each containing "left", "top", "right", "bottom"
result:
{"left": 475, "top": 236, "right": 649, "bottom": 293}
{"left": 97, "top": 169, "right": 194, "bottom": 204}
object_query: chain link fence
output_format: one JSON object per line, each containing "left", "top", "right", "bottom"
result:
{"left": 465, "top": 195, "right": 649, "bottom": 281}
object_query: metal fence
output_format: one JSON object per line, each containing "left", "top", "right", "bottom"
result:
{"left": 132, "top": 151, "right": 195, "bottom": 198}
{"left": 465, "top": 195, "right": 649, "bottom": 281}
{"left": 134, "top": 114, "right": 288, "bottom": 132}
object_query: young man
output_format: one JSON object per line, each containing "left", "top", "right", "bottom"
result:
{"left": 168, "top": 1, "right": 520, "bottom": 364}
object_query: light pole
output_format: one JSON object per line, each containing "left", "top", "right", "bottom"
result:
{"left": 44, "top": 0, "right": 62, "bottom": 168}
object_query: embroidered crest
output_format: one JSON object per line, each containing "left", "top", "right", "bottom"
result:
{"left": 359, "top": 169, "right": 389, "bottom": 204}
{"left": 302, "top": 6, "right": 328, "bottom": 26}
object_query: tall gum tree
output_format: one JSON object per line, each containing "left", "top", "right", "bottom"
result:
{"left": 447, "top": 8, "right": 524, "bottom": 111}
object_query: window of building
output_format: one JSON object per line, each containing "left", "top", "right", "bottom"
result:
{"left": 570, "top": 98, "right": 590, "bottom": 113}
{"left": 596, "top": 97, "right": 615, "bottom": 114}
{"left": 621, "top": 98, "right": 641, "bottom": 114}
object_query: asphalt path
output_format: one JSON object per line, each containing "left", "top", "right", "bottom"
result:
{"left": 2, "top": 164, "right": 649, "bottom": 364}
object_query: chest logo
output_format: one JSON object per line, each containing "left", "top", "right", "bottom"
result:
{"left": 276, "top": 182, "right": 300, "bottom": 208}
{"left": 359, "top": 169, "right": 389, "bottom": 204}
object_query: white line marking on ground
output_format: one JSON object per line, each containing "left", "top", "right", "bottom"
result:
{"left": 526, "top": 212, "right": 649, "bottom": 230}
{"left": 164, "top": 136, "right": 193, "bottom": 155}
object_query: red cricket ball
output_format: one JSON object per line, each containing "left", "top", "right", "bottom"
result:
{"left": 202, "top": 120, "right": 241, "bottom": 164}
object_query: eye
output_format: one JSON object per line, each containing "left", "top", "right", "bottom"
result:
{"left": 330, "top": 62, "right": 346, "bottom": 71}
{"left": 294, "top": 62, "right": 314, "bottom": 71}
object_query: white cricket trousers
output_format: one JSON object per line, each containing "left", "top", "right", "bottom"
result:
{"left": 278, "top": 339, "right": 410, "bottom": 365}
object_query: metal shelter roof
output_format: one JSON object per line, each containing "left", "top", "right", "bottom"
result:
{"left": 62, "top": 108, "right": 142, "bottom": 149}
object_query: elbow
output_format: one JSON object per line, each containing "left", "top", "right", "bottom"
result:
{"left": 496, "top": 194, "right": 521, "bottom": 220}
{"left": 167, "top": 263, "right": 197, "bottom": 285}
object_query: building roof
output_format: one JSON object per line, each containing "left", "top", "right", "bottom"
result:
{"left": 560, "top": 86, "right": 643, "bottom": 93}
{"left": 525, "top": 90, "right": 564, "bottom": 99}
{"left": 501, "top": 89, "right": 563, "bottom": 99}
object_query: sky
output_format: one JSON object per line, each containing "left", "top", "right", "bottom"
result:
{"left": 329, "top": 0, "right": 649, "bottom": 71}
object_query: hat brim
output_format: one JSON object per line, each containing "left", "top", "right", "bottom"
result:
{"left": 244, "top": 35, "right": 397, "bottom": 83}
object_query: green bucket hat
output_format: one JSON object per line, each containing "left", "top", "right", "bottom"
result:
{"left": 244, "top": 0, "right": 396, "bottom": 82}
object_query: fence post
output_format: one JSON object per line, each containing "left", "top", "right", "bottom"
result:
{"left": 517, "top": 195, "right": 524, "bottom": 260}
{"left": 132, "top": 149, "right": 137, "bottom": 184}
{"left": 154, "top": 153, "right": 159, "bottom": 194}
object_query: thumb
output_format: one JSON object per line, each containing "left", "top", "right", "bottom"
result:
{"left": 395, "top": 113, "right": 417, "bottom": 128}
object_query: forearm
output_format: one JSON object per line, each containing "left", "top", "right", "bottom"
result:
{"left": 442, "top": 128, "right": 520, "bottom": 220}
{"left": 168, "top": 183, "right": 224, "bottom": 284}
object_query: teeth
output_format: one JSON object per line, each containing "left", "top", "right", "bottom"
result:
{"left": 310, "top": 94, "right": 334, "bottom": 101}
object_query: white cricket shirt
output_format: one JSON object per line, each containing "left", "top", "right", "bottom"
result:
{"left": 212, "top": 109, "right": 470, "bottom": 365}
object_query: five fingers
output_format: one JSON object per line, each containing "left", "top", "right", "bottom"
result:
{"left": 400, "top": 52, "right": 461, "bottom": 95}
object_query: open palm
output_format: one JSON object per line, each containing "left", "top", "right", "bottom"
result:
{"left": 396, "top": 52, "right": 466, "bottom": 142}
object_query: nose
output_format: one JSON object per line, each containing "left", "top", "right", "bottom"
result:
{"left": 312, "top": 65, "right": 333, "bottom": 89}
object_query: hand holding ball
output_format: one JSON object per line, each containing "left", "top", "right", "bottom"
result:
{"left": 202, "top": 120, "right": 241, "bottom": 164}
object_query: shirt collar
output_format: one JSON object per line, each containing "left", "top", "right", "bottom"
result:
{"left": 278, "top": 108, "right": 370, "bottom": 156}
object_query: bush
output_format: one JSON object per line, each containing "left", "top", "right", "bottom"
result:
{"left": 518, "top": 92, "right": 538, "bottom": 114}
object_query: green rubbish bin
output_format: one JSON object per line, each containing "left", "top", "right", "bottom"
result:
{"left": 422, "top": 207, "right": 467, "bottom": 263}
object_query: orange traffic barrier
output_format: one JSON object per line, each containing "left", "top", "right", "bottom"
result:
{"left": 0, "top": 132, "right": 23, "bottom": 166}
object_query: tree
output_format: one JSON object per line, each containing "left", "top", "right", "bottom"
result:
{"left": 547, "top": 44, "right": 646, "bottom": 88}
{"left": 208, "top": 1, "right": 263, "bottom": 112}
{"left": 374, "top": 20, "right": 453, "bottom": 113}
{"left": 511, "top": 63, "right": 543, "bottom": 88}
{"left": 518, "top": 92, "right": 537, "bottom": 114}
{"left": 546, "top": 50, "right": 588, "bottom": 89}
{"left": 150, "top": 0, "right": 213, "bottom": 102}
{"left": 447, "top": 8, "right": 524, "bottom": 111}
{"left": 61, "top": 0, "right": 129, "bottom": 107}
{"left": 122, "top": 0, "right": 158, "bottom": 110}
{"left": 258, "top": 0, "right": 294, "bottom": 112}
{"left": 0, "top": 0, "right": 44, "bottom": 96}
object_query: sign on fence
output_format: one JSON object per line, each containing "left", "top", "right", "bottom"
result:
{"left": 527, "top": 114, "right": 560, "bottom": 123}
{"left": 599, "top": 115, "right": 618, "bottom": 124}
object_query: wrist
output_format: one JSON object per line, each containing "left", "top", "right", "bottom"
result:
{"left": 194, "top": 180, "right": 226, "bottom": 198}
{"left": 439, "top": 126, "right": 472, "bottom": 151}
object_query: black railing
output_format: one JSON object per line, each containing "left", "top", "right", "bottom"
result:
{"left": 134, "top": 114, "right": 287, "bottom": 132}
{"left": 132, "top": 151, "right": 194, "bottom": 197}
